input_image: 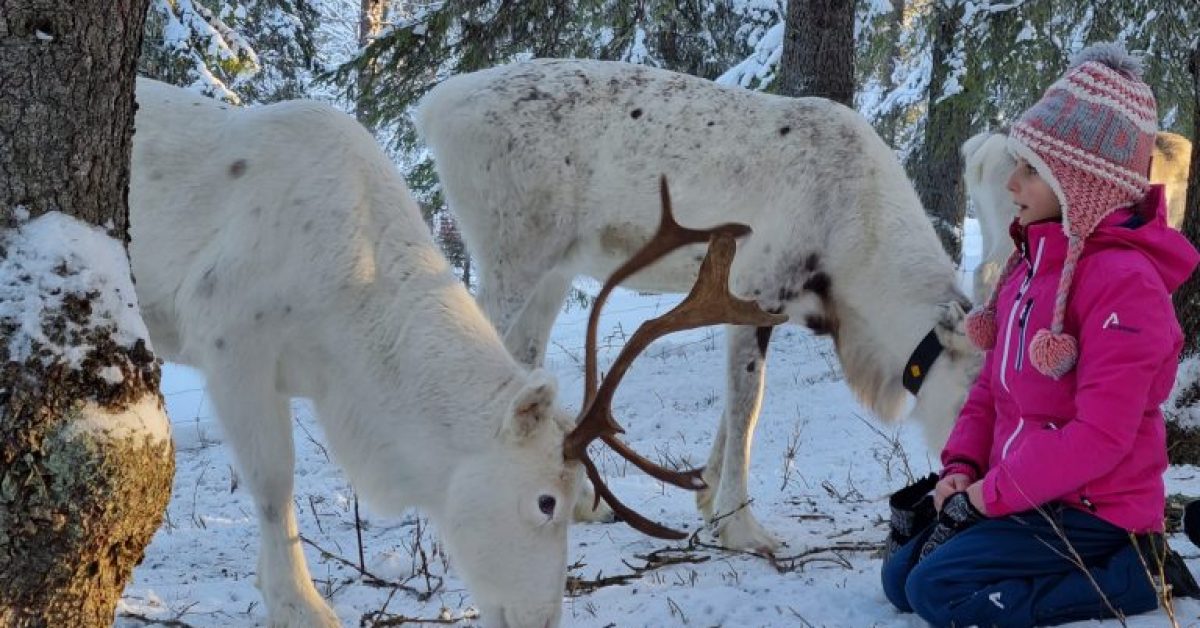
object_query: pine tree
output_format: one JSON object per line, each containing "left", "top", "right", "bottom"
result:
{"left": 0, "top": 1, "right": 174, "bottom": 623}
{"left": 140, "top": 0, "right": 319, "bottom": 104}
{"left": 778, "top": 0, "right": 856, "bottom": 104}
{"left": 1165, "top": 39, "right": 1200, "bottom": 464}
{"left": 911, "top": 0, "right": 972, "bottom": 263}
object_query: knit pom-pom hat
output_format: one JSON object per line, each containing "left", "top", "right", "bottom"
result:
{"left": 983, "top": 42, "right": 1157, "bottom": 378}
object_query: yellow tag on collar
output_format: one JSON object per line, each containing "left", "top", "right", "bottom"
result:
{"left": 909, "top": 364, "right": 922, "bottom": 378}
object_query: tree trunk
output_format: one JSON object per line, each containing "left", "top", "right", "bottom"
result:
{"left": 778, "top": 0, "right": 857, "bottom": 105}
{"left": 912, "top": 0, "right": 970, "bottom": 264}
{"left": 1173, "top": 40, "right": 1200, "bottom": 359}
{"left": 0, "top": 1, "right": 174, "bottom": 625}
{"left": 355, "top": 0, "right": 387, "bottom": 124}
{"left": 1167, "top": 40, "right": 1200, "bottom": 464}
{"left": 875, "top": 0, "right": 907, "bottom": 146}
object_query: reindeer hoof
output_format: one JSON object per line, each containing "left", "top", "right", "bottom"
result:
{"left": 263, "top": 586, "right": 341, "bottom": 628}
{"left": 267, "top": 604, "right": 340, "bottom": 628}
{"left": 572, "top": 495, "right": 616, "bottom": 523}
{"left": 713, "top": 509, "right": 781, "bottom": 555}
{"left": 573, "top": 480, "right": 617, "bottom": 523}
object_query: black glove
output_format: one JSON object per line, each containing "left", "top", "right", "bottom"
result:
{"left": 918, "top": 490, "right": 986, "bottom": 561}
{"left": 883, "top": 473, "right": 939, "bottom": 561}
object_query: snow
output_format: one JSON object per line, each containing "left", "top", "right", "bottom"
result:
{"left": 64, "top": 395, "right": 172, "bottom": 446}
{"left": 715, "top": 0, "right": 784, "bottom": 90}
{"left": 0, "top": 211, "right": 151, "bottom": 366}
{"left": 99, "top": 364, "right": 127, "bottom": 385}
{"left": 1170, "top": 355, "right": 1200, "bottom": 430}
{"left": 115, "top": 221, "right": 1200, "bottom": 627}
{"left": 716, "top": 21, "right": 784, "bottom": 90}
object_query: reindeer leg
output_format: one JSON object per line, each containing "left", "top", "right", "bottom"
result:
{"left": 475, "top": 268, "right": 533, "bottom": 346}
{"left": 695, "top": 412, "right": 726, "bottom": 519}
{"left": 204, "top": 350, "right": 339, "bottom": 628}
{"left": 708, "top": 324, "right": 780, "bottom": 554}
{"left": 503, "top": 269, "right": 573, "bottom": 368}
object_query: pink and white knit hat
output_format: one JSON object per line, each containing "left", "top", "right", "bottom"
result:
{"left": 965, "top": 42, "right": 1157, "bottom": 378}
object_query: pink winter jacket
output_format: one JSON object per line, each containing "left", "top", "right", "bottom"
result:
{"left": 942, "top": 186, "right": 1200, "bottom": 533}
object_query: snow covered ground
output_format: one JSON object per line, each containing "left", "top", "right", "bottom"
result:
{"left": 116, "top": 220, "right": 1200, "bottom": 627}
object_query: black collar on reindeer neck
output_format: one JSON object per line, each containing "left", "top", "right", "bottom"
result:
{"left": 902, "top": 329, "right": 944, "bottom": 396}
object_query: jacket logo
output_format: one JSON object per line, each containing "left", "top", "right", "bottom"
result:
{"left": 1102, "top": 311, "right": 1140, "bottom": 334}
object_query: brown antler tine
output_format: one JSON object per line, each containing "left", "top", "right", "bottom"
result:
{"left": 600, "top": 434, "right": 706, "bottom": 489}
{"left": 565, "top": 232, "right": 788, "bottom": 484}
{"left": 580, "top": 455, "right": 689, "bottom": 540}
{"left": 583, "top": 234, "right": 787, "bottom": 429}
{"left": 583, "top": 176, "right": 752, "bottom": 407}
{"left": 567, "top": 175, "right": 788, "bottom": 540}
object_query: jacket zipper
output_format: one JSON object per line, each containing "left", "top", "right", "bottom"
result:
{"left": 1014, "top": 299, "right": 1035, "bottom": 371}
{"left": 1002, "top": 418, "right": 1025, "bottom": 459}
{"left": 1000, "top": 237, "right": 1046, "bottom": 391}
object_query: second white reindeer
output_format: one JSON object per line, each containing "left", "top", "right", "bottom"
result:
{"left": 417, "top": 59, "right": 983, "bottom": 554}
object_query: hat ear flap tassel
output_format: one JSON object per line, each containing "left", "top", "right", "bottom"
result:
{"left": 965, "top": 307, "right": 998, "bottom": 350}
{"left": 1029, "top": 329, "right": 1077, "bottom": 379}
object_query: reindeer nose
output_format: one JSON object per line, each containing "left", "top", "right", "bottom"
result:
{"left": 538, "top": 495, "right": 556, "bottom": 516}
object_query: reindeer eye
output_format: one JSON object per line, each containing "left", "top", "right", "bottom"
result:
{"left": 537, "top": 495, "right": 557, "bottom": 516}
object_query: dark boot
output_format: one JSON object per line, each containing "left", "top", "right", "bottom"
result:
{"left": 918, "top": 490, "right": 986, "bottom": 561}
{"left": 1134, "top": 533, "right": 1200, "bottom": 600}
{"left": 1184, "top": 499, "right": 1200, "bottom": 548}
{"left": 883, "top": 473, "right": 938, "bottom": 561}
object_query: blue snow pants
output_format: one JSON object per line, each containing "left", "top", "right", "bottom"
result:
{"left": 881, "top": 505, "right": 1159, "bottom": 627}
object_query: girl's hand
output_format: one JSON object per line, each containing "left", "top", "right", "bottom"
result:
{"left": 966, "top": 481, "right": 988, "bottom": 516}
{"left": 934, "top": 473, "right": 971, "bottom": 511}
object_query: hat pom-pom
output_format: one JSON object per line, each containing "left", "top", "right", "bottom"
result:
{"left": 1029, "top": 329, "right": 1078, "bottom": 379}
{"left": 965, "top": 307, "right": 997, "bottom": 350}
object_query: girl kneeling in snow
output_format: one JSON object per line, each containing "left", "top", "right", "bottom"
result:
{"left": 881, "top": 42, "right": 1200, "bottom": 627}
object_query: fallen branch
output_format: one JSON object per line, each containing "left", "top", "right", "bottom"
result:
{"left": 116, "top": 612, "right": 198, "bottom": 628}
{"left": 361, "top": 609, "right": 479, "bottom": 627}
{"left": 300, "top": 534, "right": 435, "bottom": 600}
{"left": 566, "top": 546, "right": 712, "bottom": 596}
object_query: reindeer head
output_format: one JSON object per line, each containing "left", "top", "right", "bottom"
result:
{"left": 441, "top": 177, "right": 786, "bottom": 628}
{"left": 907, "top": 299, "right": 983, "bottom": 449}
{"left": 441, "top": 370, "right": 581, "bottom": 628}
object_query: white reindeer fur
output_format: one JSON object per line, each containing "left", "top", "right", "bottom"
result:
{"left": 1151, "top": 132, "right": 1193, "bottom": 229}
{"left": 129, "top": 78, "right": 585, "bottom": 628}
{"left": 416, "top": 59, "right": 982, "bottom": 552}
{"left": 961, "top": 132, "right": 1019, "bottom": 305}
{"left": 963, "top": 130, "right": 1192, "bottom": 304}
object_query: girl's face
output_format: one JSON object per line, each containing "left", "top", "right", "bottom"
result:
{"left": 1006, "top": 157, "right": 1062, "bottom": 226}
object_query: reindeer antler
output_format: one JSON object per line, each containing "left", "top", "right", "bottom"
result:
{"left": 564, "top": 175, "right": 788, "bottom": 539}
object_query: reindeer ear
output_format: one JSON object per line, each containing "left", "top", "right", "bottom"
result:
{"left": 505, "top": 370, "right": 558, "bottom": 439}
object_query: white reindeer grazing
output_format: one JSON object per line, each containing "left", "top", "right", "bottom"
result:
{"left": 963, "top": 130, "right": 1192, "bottom": 304}
{"left": 415, "top": 59, "right": 983, "bottom": 553}
{"left": 128, "top": 79, "right": 773, "bottom": 627}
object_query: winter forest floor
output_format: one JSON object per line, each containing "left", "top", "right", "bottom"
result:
{"left": 115, "top": 221, "right": 1200, "bottom": 627}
